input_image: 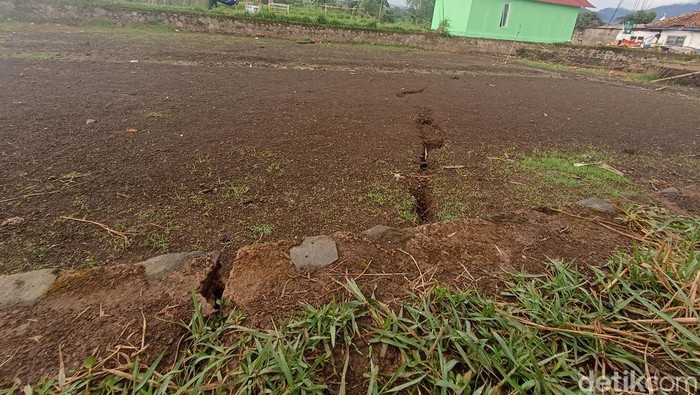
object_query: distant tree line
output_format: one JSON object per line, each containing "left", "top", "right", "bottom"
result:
{"left": 576, "top": 9, "right": 656, "bottom": 28}
{"left": 617, "top": 10, "right": 656, "bottom": 24}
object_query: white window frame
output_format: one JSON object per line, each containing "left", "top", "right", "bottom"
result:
{"left": 666, "top": 35, "right": 686, "bottom": 46}
{"left": 499, "top": 3, "right": 510, "bottom": 28}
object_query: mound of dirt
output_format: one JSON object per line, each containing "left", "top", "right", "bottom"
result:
{"left": 0, "top": 253, "right": 221, "bottom": 386}
{"left": 221, "top": 203, "right": 632, "bottom": 327}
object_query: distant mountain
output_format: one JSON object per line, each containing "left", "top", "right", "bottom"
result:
{"left": 596, "top": 2, "right": 700, "bottom": 24}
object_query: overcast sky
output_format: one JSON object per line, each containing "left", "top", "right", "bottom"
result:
{"left": 588, "top": 0, "right": 698, "bottom": 9}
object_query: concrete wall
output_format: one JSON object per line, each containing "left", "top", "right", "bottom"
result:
{"left": 613, "top": 28, "right": 700, "bottom": 53}
{"left": 572, "top": 26, "right": 620, "bottom": 46}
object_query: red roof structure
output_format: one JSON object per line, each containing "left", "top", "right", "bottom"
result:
{"left": 649, "top": 10, "right": 700, "bottom": 29}
{"left": 533, "top": 0, "right": 595, "bottom": 8}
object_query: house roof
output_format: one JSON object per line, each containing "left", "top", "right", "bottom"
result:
{"left": 648, "top": 10, "right": 700, "bottom": 29}
{"left": 532, "top": 0, "right": 596, "bottom": 9}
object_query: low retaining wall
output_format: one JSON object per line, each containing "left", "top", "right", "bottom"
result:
{"left": 1, "top": 0, "right": 697, "bottom": 67}
{"left": 1, "top": 0, "right": 528, "bottom": 56}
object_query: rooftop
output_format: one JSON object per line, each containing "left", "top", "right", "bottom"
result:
{"left": 649, "top": 10, "right": 700, "bottom": 29}
{"left": 533, "top": 0, "right": 596, "bottom": 8}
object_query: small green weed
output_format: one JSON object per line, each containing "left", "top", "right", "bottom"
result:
{"left": 147, "top": 111, "right": 170, "bottom": 119}
{"left": 250, "top": 224, "right": 274, "bottom": 237}
{"left": 145, "top": 231, "right": 170, "bottom": 253}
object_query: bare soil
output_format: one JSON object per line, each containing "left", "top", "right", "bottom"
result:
{"left": 0, "top": 203, "right": 636, "bottom": 385}
{"left": 2, "top": 23, "right": 699, "bottom": 277}
{"left": 1, "top": 21, "right": 700, "bottom": 386}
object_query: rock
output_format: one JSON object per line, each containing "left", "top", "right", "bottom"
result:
{"left": 660, "top": 187, "right": 680, "bottom": 195}
{"left": 219, "top": 233, "right": 232, "bottom": 243}
{"left": 0, "top": 268, "right": 58, "bottom": 309}
{"left": 1, "top": 216, "right": 24, "bottom": 227}
{"left": 85, "top": 119, "right": 96, "bottom": 125}
{"left": 576, "top": 198, "right": 617, "bottom": 214}
{"left": 362, "top": 225, "right": 415, "bottom": 244}
{"left": 624, "top": 192, "right": 654, "bottom": 205}
{"left": 290, "top": 235, "right": 338, "bottom": 270}
{"left": 137, "top": 251, "right": 219, "bottom": 280}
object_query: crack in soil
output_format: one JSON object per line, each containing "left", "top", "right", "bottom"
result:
{"left": 406, "top": 108, "right": 445, "bottom": 224}
{"left": 396, "top": 86, "right": 428, "bottom": 98}
{"left": 199, "top": 258, "right": 226, "bottom": 310}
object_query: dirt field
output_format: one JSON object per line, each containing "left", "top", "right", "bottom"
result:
{"left": 1, "top": 21, "right": 699, "bottom": 275}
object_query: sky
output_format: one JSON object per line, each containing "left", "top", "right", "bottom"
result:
{"left": 387, "top": 0, "right": 699, "bottom": 9}
{"left": 587, "top": 0, "right": 698, "bottom": 8}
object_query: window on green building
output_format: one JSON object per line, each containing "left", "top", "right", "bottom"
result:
{"left": 500, "top": 3, "right": 510, "bottom": 27}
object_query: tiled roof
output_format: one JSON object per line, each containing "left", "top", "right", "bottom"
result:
{"left": 533, "top": 0, "right": 595, "bottom": 8}
{"left": 649, "top": 10, "right": 700, "bottom": 28}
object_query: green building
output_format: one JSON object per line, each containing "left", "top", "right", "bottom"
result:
{"left": 431, "top": 0, "right": 594, "bottom": 43}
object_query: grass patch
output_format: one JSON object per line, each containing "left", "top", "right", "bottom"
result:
{"left": 518, "top": 59, "right": 611, "bottom": 78}
{"left": 518, "top": 59, "right": 667, "bottom": 84}
{"left": 13, "top": 207, "right": 700, "bottom": 393}
{"left": 626, "top": 71, "right": 662, "bottom": 83}
{"left": 250, "top": 223, "right": 273, "bottom": 238}
{"left": 437, "top": 189, "right": 469, "bottom": 221}
{"left": 509, "top": 148, "right": 638, "bottom": 205}
{"left": 34, "top": 0, "right": 426, "bottom": 33}
{"left": 358, "top": 182, "right": 418, "bottom": 225}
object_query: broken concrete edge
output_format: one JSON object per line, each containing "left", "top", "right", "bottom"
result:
{"left": 575, "top": 197, "right": 617, "bottom": 214}
{"left": 0, "top": 251, "right": 220, "bottom": 310}
{"left": 137, "top": 250, "right": 220, "bottom": 280}
{"left": 289, "top": 235, "right": 339, "bottom": 270}
{"left": 0, "top": 268, "right": 59, "bottom": 309}
{"left": 362, "top": 225, "right": 415, "bottom": 244}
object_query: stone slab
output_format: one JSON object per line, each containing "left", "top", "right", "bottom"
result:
{"left": 290, "top": 235, "right": 338, "bottom": 270}
{"left": 0, "top": 268, "right": 58, "bottom": 309}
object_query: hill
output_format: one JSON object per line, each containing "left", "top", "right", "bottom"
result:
{"left": 597, "top": 1, "right": 699, "bottom": 24}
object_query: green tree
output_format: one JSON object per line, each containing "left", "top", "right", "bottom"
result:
{"left": 406, "top": 0, "right": 435, "bottom": 26}
{"left": 358, "top": 0, "right": 389, "bottom": 19}
{"left": 576, "top": 11, "right": 603, "bottom": 28}
{"left": 617, "top": 10, "right": 656, "bottom": 24}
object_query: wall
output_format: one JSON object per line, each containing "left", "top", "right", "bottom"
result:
{"left": 432, "top": 0, "right": 578, "bottom": 43}
{"left": 3, "top": 0, "right": 698, "bottom": 64}
{"left": 659, "top": 30, "right": 700, "bottom": 52}
{"left": 572, "top": 26, "right": 620, "bottom": 46}
{"left": 430, "top": 0, "right": 471, "bottom": 35}
{"left": 615, "top": 28, "right": 700, "bottom": 53}
{"left": 467, "top": 0, "right": 578, "bottom": 43}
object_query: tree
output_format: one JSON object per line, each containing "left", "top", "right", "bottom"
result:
{"left": 576, "top": 11, "right": 603, "bottom": 28}
{"left": 405, "top": 0, "right": 435, "bottom": 26}
{"left": 617, "top": 10, "right": 656, "bottom": 24}
{"left": 358, "top": 0, "right": 390, "bottom": 19}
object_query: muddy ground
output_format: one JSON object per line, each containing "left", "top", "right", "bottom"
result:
{"left": 1, "top": 21, "right": 699, "bottom": 276}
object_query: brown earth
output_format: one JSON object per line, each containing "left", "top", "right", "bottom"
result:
{"left": 1, "top": 20, "right": 700, "bottom": 384}
{"left": 0, "top": 253, "right": 221, "bottom": 386}
{"left": 0, "top": 201, "right": 644, "bottom": 385}
{"left": 1, "top": 22, "right": 700, "bottom": 277}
